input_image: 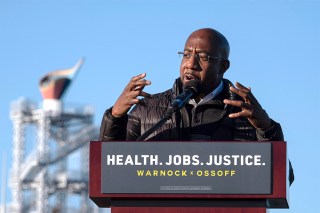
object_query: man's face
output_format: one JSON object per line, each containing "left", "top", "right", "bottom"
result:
{"left": 180, "top": 30, "right": 227, "bottom": 97}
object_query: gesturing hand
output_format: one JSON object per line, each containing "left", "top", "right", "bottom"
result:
{"left": 223, "top": 82, "right": 272, "bottom": 130}
{"left": 111, "top": 73, "right": 151, "bottom": 117}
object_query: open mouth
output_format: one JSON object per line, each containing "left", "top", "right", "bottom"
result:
{"left": 184, "top": 74, "right": 199, "bottom": 82}
{"left": 186, "top": 75, "right": 194, "bottom": 80}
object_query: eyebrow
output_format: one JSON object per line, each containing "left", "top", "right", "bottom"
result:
{"left": 184, "top": 48, "right": 210, "bottom": 54}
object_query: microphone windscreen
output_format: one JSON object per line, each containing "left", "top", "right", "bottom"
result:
{"left": 183, "top": 80, "right": 201, "bottom": 98}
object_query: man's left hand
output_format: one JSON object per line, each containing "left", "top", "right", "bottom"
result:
{"left": 223, "top": 82, "right": 272, "bottom": 130}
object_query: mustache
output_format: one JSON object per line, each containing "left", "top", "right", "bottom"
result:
{"left": 183, "top": 71, "right": 201, "bottom": 81}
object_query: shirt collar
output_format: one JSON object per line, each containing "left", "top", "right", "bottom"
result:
{"left": 189, "top": 81, "right": 224, "bottom": 106}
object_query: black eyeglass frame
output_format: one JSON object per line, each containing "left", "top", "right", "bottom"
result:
{"left": 178, "top": 51, "right": 227, "bottom": 63}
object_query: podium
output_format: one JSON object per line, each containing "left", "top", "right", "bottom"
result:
{"left": 89, "top": 141, "right": 289, "bottom": 213}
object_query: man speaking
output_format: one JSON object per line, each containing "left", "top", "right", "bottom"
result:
{"left": 99, "top": 28, "right": 283, "bottom": 142}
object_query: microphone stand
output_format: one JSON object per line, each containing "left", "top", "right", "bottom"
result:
{"left": 136, "top": 79, "right": 199, "bottom": 141}
{"left": 136, "top": 110, "right": 174, "bottom": 141}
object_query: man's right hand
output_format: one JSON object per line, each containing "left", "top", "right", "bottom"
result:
{"left": 111, "top": 73, "right": 151, "bottom": 117}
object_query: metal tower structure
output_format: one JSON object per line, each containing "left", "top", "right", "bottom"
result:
{"left": 8, "top": 59, "right": 100, "bottom": 213}
{"left": 9, "top": 98, "right": 99, "bottom": 213}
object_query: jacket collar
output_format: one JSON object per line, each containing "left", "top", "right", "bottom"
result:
{"left": 172, "top": 77, "right": 236, "bottom": 101}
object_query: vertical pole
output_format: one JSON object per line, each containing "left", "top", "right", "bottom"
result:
{"left": 1, "top": 153, "right": 7, "bottom": 213}
{"left": 81, "top": 143, "right": 90, "bottom": 212}
{"left": 36, "top": 110, "right": 49, "bottom": 213}
{"left": 10, "top": 111, "right": 25, "bottom": 213}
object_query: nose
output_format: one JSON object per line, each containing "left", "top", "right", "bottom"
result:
{"left": 185, "top": 54, "right": 201, "bottom": 71}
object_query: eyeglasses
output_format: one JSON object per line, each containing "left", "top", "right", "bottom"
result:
{"left": 178, "top": 51, "right": 227, "bottom": 63}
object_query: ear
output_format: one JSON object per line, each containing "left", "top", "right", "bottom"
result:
{"left": 219, "top": 59, "right": 230, "bottom": 75}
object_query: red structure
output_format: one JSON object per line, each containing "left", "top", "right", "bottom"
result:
{"left": 39, "top": 58, "right": 84, "bottom": 100}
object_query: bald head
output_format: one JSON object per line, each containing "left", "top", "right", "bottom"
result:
{"left": 180, "top": 28, "right": 231, "bottom": 96}
{"left": 186, "top": 28, "right": 230, "bottom": 59}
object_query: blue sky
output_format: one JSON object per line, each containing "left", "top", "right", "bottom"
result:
{"left": 0, "top": 0, "right": 319, "bottom": 212}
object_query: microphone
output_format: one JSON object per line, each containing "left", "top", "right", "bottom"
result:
{"left": 136, "top": 80, "right": 200, "bottom": 141}
{"left": 166, "top": 80, "right": 201, "bottom": 115}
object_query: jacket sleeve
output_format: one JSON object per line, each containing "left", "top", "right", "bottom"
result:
{"left": 98, "top": 107, "right": 128, "bottom": 141}
{"left": 98, "top": 107, "right": 142, "bottom": 141}
{"left": 256, "top": 119, "right": 284, "bottom": 141}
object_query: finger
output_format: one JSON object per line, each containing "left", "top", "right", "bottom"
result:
{"left": 125, "top": 96, "right": 150, "bottom": 106}
{"left": 129, "top": 98, "right": 141, "bottom": 105}
{"left": 235, "top": 82, "right": 259, "bottom": 103}
{"left": 130, "top": 98, "right": 148, "bottom": 106}
{"left": 230, "top": 85, "right": 249, "bottom": 96}
{"left": 223, "top": 99, "right": 252, "bottom": 109}
{"left": 139, "top": 91, "right": 152, "bottom": 98}
{"left": 131, "top": 73, "right": 147, "bottom": 82}
{"left": 229, "top": 86, "right": 248, "bottom": 99}
{"left": 235, "top": 82, "right": 250, "bottom": 92}
{"left": 126, "top": 73, "right": 151, "bottom": 91}
{"left": 133, "top": 79, "right": 151, "bottom": 88}
{"left": 132, "top": 81, "right": 151, "bottom": 94}
{"left": 234, "top": 84, "right": 261, "bottom": 105}
{"left": 131, "top": 90, "right": 152, "bottom": 98}
{"left": 133, "top": 85, "right": 144, "bottom": 91}
{"left": 131, "top": 77, "right": 151, "bottom": 91}
{"left": 230, "top": 86, "right": 256, "bottom": 104}
{"left": 129, "top": 73, "right": 148, "bottom": 90}
{"left": 228, "top": 109, "right": 253, "bottom": 119}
